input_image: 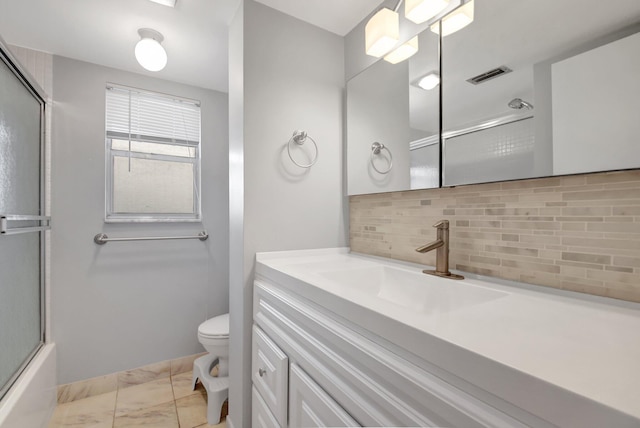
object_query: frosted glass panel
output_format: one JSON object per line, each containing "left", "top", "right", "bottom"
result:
{"left": 0, "top": 234, "right": 41, "bottom": 390}
{"left": 0, "top": 52, "right": 44, "bottom": 399}
{"left": 410, "top": 144, "right": 439, "bottom": 189}
{"left": 0, "top": 58, "right": 41, "bottom": 215}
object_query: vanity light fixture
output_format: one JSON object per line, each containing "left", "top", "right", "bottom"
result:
{"left": 405, "top": 0, "right": 450, "bottom": 24}
{"left": 365, "top": 7, "right": 400, "bottom": 57}
{"left": 148, "top": 0, "right": 177, "bottom": 7}
{"left": 415, "top": 72, "right": 440, "bottom": 90}
{"left": 135, "top": 28, "right": 168, "bottom": 72}
{"left": 430, "top": 0, "right": 474, "bottom": 36}
{"left": 384, "top": 36, "right": 419, "bottom": 64}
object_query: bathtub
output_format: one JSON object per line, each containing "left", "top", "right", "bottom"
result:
{"left": 0, "top": 344, "right": 57, "bottom": 428}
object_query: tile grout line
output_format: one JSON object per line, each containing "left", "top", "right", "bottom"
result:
{"left": 111, "top": 384, "right": 118, "bottom": 428}
{"left": 169, "top": 372, "right": 181, "bottom": 427}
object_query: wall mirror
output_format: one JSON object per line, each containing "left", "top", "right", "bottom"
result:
{"left": 347, "top": 26, "right": 440, "bottom": 195}
{"left": 346, "top": 0, "right": 640, "bottom": 195}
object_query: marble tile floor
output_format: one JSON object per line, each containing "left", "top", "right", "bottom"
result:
{"left": 49, "top": 370, "right": 227, "bottom": 428}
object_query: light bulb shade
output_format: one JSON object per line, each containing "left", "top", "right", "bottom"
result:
{"left": 430, "top": 0, "right": 474, "bottom": 36}
{"left": 135, "top": 29, "right": 167, "bottom": 72}
{"left": 365, "top": 8, "right": 399, "bottom": 57}
{"left": 416, "top": 72, "right": 440, "bottom": 90}
{"left": 384, "top": 36, "right": 419, "bottom": 64}
{"left": 148, "top": 0, "right": 177, "bottom": 7}
{"left": 405, "top": 0, "right": 450, "bottom": 24}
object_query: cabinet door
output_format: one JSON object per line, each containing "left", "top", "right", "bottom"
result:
{"left": 253, "top": 386, "right": 281, "bottom": 428}
{"left": 289, "top": 363, "right": 360, "bottom": 427}
{"left": 252, "top": 326, "right": 288, "bottom": 427}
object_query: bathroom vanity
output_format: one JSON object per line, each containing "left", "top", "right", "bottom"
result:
{"left": 251, "top": 248, "right": 640, "bottom": 428}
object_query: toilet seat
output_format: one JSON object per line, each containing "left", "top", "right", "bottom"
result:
{"left": 198, "top": 313, "right": 229, "bottom": 338}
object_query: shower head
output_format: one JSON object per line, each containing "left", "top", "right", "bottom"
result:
{"left": 508, "top": 98, "right": 534, "bottom": 110}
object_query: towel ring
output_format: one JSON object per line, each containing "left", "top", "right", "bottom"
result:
{"left": 370, "top": 142, "right": 393, "bottom": 174}
{"left": 287, "top": 130, "right": 318, "bottom": 168}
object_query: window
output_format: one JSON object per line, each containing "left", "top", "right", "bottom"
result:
{"left": 105, "top": 85, "right": 201, "bottom": 222}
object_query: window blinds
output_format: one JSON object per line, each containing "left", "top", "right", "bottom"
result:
{"left": 106, "top": 86, "right": 201, "bottom": 145}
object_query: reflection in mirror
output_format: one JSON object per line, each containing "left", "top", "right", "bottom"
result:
{"left": 347, "top": 0, "right": 640, "bottom": 195}
{"left": 347, "top": 27, "right": 440, "bottom": 195}
{"left": 442, "top": 0, "right": 640, "bottom": 186}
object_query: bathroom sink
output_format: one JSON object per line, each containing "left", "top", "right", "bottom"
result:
{"left": 318, "top": 265, "right": 508, "bottom": 313}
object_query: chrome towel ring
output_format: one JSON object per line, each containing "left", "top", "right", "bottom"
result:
{"left": 370, "top": 142, "right": 393, "bottom": 174}
{"left": 287, "top": 130, "right": 318, "bottom": 168}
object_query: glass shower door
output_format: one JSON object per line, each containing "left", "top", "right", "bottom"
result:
{"left": 0, "top": 47, "right": 47, "bottom": 400}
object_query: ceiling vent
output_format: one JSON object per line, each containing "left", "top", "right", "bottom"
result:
{"left": 466, "top": 66, "right": 512, "bottom": 85}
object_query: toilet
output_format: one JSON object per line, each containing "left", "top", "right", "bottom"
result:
{"left": 192, "top": 313, "right": 229, "bottom": 425}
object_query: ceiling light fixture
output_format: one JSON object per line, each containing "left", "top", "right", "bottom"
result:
{"left": 148, "top": 0, "right": 177, "bottom": 7}
{"left": 430, "top": 0, "right": 474, "bottom": 36}
{"left": 384, "top": 36, "right": 419, "bottom": 64}
{"left": 135, "top": 28, "right": 168, "bottom": 72}
{"left": 405, "top": 0, "right": 450, "bottom": 24}
{"left": 365, "top": 7, "right": 400, "bottom": 58}
{"left": 415, "top": 72, "right": 440, "bottom": 90}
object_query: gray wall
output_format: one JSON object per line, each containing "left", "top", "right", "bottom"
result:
{"left": 51, "top": 56, "right": 229, "bottom": 384}
{"left": 228, "top": 3, "right": 245, "bottom": 428}
{"left": 228, "top": 1, "right": 348, "bottom": 426}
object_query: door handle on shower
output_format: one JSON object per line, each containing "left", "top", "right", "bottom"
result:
{"left": 0, "top": 215, "right": 51, "bottom": 235}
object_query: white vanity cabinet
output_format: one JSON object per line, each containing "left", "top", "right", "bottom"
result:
{"left": 252, "top": 249, "right": 640, "bottom": 428}
{"left": 252, "top": 321, "right": 358, "bottom": 428}
{"left": 252, "top": 386, "right": 280, "bottom": 428}
{"left": 289, "top": 363, "right": 360, "bottom": 427}
{"left": 252, "top": 278, "right": 540, "bottom": 428}
{"left": 252, "top": 326, "right": 288, "bottom": 427}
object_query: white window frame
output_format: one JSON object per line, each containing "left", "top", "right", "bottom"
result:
{"left": 104, "top": 84, "right": 202, "bottom": 223}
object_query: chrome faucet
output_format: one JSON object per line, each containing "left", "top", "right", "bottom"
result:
{"left": 415, "top": 220, "right": 464, "bottom": 280}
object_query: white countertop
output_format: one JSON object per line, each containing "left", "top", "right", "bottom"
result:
{"left": 255, "top": 248, "right": 640, "bottom": 426}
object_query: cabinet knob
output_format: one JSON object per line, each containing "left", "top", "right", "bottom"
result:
{"left": 258, "top": 368, "right": 266, "bottom": 377}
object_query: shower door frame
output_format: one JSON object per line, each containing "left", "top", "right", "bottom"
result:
{"left": 0, "top": 36, "right": 48, "bottom": 401}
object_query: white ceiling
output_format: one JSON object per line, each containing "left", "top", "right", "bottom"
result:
{"left": 0, "top": 0, "right": 240, "bottom": 92}
{"left": 0, "top": 0, "right": 381, "bottom": 93}
{"left": 254, "top": 0, "right": 383, "bottom": 36}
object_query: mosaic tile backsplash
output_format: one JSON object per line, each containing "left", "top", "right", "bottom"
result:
{"left": 350, "top": 170, "right": 640, "bottom": 303}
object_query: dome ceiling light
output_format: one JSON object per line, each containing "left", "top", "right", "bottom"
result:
{"left": 147, "top": 0, "right": 177, "bottom": 7}
{"left": 135, "top": 28, "right": 168, "bottom": 72}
